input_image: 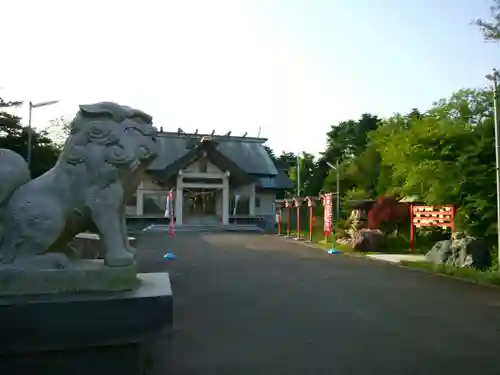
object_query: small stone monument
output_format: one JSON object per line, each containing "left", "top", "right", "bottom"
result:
{"left": 0, "top": 102, "right": 172, "bottom": 375}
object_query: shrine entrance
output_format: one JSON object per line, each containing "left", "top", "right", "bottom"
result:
{"left": 183, "top": 188, "right": 221, "bottom": 225}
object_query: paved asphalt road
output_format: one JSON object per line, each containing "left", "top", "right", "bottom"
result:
{"left": 136, "top": 232, "right": 500, "bottom": 375}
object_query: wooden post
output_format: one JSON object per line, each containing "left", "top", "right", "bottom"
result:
{"left": 296, "top": 204, "right": 301, "bottom": 240}
{"left": 309, "top": 205, "right": 313, "bottom": 242}
{"left": 277, "top": 208, "right": 281, "bottom": 235}
{"left": 409, "top": 204, "right": 415, "bottom": 251}
{"left": 287, "top": 205, "right": 291, "bottom": 236}
{"left": 169, "top": 189, "right": 174, "bottom": 238}
{"left": 451, "top": 205, "right": 455, "bottom": 233}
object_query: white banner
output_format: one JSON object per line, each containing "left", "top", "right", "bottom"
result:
{"left": 233, "top": 194, "right": 241, "bottom": 215}
{"left": 164, "top": 195, "right": 170, "bottom": 218}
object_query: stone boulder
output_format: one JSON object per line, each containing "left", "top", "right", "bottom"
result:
{"left": 350, "top": 229, "right": 386, "bottom": 252}
{"left": 425, "top": 236, "right": 491, "bottom": 270}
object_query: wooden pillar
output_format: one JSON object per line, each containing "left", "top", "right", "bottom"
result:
{"left": 222, "top": 172, "right": 229, "bottom": 225}
{"left": 136, "top": 181, "right": 144, "bottom": 216}
{"left": 249, "top": 183, "right": 256, "bottom": 216}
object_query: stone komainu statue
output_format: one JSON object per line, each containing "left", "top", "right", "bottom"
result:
{"left": 0, "top": 102, "right": 159, "bottom": 269}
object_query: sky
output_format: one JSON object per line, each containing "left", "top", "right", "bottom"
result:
{"left": 0, "top": 0, "right": 498, "bottom": 156}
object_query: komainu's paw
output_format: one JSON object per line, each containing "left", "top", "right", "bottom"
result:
{"left": 126, "top": 245, "right": 137, "bottom": 256}
{"left": 105, "top": 249, "right": 135, "bottom": 267}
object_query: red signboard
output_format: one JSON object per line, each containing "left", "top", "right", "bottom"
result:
{"left": 410, "top": 204, "right": 454, "bottom": 250}
{"left": 323, "top": 193, "right": 333, "bottom": 235}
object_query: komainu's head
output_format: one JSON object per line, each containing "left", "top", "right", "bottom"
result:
{"left": 61, "top": 102, "right": 159, "bottom": 168}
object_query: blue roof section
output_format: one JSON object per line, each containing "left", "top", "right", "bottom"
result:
{"left": 255, "top": 170, "right": 293, "bottom": 190}
{"left": 149, "top": 133, "right": 278, "bottom": 176}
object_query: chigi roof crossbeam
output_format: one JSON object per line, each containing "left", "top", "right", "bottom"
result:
{"left": 158, "top": 128, "right": 263, "bottom": 141}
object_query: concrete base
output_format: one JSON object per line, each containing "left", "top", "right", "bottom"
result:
{"left": 0, "top": 272, "right": 173, "bottom": 375}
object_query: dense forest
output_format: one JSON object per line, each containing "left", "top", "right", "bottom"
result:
{"left": 270, "top": 88, "right": 497, "bottom": 243}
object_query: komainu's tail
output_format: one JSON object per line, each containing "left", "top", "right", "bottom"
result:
{"left": 0, "top": 149, "right": 31, "bottom": 252}
{"left": 0, "top": 149, "right": 31, "bottom": 207}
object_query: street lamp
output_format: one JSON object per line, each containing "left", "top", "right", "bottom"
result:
{"left": 296, "top": 152, "right": 301, "bottom": 196}
{"left": 326, "top": 160, "right": 340, "bottom": 220}
{"left": 486, "top": 69, "right": 500, "bottom": 269}
{"left": 27, "top": 100, "right": 59, "bottom": 167}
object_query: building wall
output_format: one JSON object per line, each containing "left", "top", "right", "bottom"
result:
{"left": 141, "top": 174, "right": 166, "bottom": 190}
{"left": 229, "top": 184, "right": 254, "bottom": 215}
{"left": 184, "top": 158, "right": 222, "bottom": 173}
{"left": 127, "top": 169, "right": 278, "bottom": 219}
{"left": 256, "top": 191, "right": 277, "bottom": 215}
{"left": 128, "top": 175, "right": 171, "bottom": 217}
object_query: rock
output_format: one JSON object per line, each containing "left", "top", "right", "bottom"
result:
{"left": 347, "top": 209, "right": 368, "bottom": 237}
{"left": 425, "top": 240, "right": 452, "bottom": 264}
{"left": 350, "top": 229, "right": 386, "bottom": 252}
{"left": 425, "top": 236, "right": 491, "bottom": 270}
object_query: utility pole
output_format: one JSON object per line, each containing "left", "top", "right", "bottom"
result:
{"left": 336, "top": 159, "right": 340, "bottom": 220}
{"left": 486, "top": 69, "right": 500, "bottom": 270}
{"left": 27, "top": 100, "right": 59, "bottom": 167}
{"left": 326, "top": 161, "right": 340, "bottom": 220}
{"left": 297, "top": 152, "right": 301, "bottom": 196}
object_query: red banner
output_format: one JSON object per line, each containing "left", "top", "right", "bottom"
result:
{"left": 323, "top": 193, "right": 333, "bottom": 234}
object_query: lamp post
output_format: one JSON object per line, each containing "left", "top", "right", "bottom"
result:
{"left": 326, "top": 160, "right": 340, "bottom": 220}
{"left": 27, "top": 100, "right": 59, "bottom": 167}
{"left": 486, "top": 69, "right": 500, "bottom": 269}
{"left": 296, "top": 152, "right": 301, "bottom": 196}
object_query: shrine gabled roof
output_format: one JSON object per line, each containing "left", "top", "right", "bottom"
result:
{"left": 148, "top": 132, "right": 278, "bottom": 176}
{"left": 149, "top": 138, "right": 254, "bottom": 185}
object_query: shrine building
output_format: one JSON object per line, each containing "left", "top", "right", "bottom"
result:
{"left": 126, "top": 130, "right": 292, "bottom": 226}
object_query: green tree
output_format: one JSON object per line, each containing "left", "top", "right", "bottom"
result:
{"left": 276, "top": 152, "right": 297, "bottom": 171}
{"left": 475, "top": 0, "right": 500, "bottom": 40}
{"left": 0, "top": 97, "right": 61, "bottom": 178}
{"left": 321, "top": 114, "right": 382, "bottom": 199}
{"left": 288, "top": 152, "right": 317, "bottom": 196}
{"left": 370, "top": 89, "right": 497, "bottom": 238}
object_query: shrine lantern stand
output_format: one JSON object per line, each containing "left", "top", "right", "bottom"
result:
{"left": 282, "top": 199, "right": 293, "bottom": 237}
{"left": 292, "top": 197, "right": 305, "bottom": 240}
{"left": 274, "top": 200, "right": 286, "bottom": 236}
{"left": 304, "top": 196, "right": 316, "bottom": 242}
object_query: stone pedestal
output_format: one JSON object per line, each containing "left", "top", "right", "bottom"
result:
{"left": 0, "top": 272, "right": 173, "bottom": 375}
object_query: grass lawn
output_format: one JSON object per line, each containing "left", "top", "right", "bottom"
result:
{"left": 401, "top": 261, "right": 500, "bottom": 287}
{"left": 286, "top": 227, "right": 354, "bottom": 251}
{"left": 280, "top": 222, "right": 500, "bottom": 287}
{"left": 286, "top": 225, "right": 431, "bottom": 255}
